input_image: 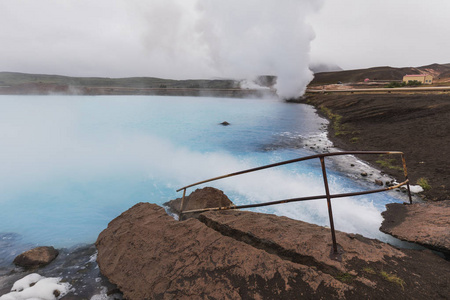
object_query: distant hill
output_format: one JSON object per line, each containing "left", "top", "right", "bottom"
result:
{"left": 417, "top": 63, "right": 450, "bottom": 79}
{"left": 0, "top": 72, "right": 237, "bottom": 89}
{"left": 310, "top": 63, "right": 450, "bottom": 85}
{"left": 0, "top": 72, "right": 279, "bottom": 97}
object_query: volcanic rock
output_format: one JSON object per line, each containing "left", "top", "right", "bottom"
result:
{"left": 96, "top": 202, "right": 450, "bottom": 299}
{"left": 380, "top": 201, "right": 450, "bottom": 254}
{"left": 164, "top": 187, "right": 234, "bottom": 220}
{"left": 13, "top": 246, "right": 59, "bottom": 269}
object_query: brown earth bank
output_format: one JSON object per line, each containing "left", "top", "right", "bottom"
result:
{"left": 96, "top": 201, "right": 450, "bottom": 300}
{"left": 299, "top": 92, "right": 450, "bottom": 201}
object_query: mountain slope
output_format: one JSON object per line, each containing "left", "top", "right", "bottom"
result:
{"left": 310, "top": 63, "right": 450, "bottom": 85}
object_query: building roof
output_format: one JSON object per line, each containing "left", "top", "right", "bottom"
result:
{"left": 404, "top": 74, "right": 428, "bottom": 77}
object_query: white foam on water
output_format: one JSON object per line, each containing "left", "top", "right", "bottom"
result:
{"left": 89, "top": 287, "right": 123, "bottom": 300}
{"left": 0, "top": 273, "right": 71, "bottom": 300}
{"left": 409, "top": 185, "right": 424, "bottom": 193}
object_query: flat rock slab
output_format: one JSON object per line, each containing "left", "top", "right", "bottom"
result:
{"left": 13, "top": 246, "right": 59, "bottom": 269}
{"left": 96, "top": 203, "right": 450, "bottom": 300}
{"left": 380, "top": 201, "right": 450, "bottom": 254}
{"left": 199, "top": 210, "right": 407, "bottom": 273}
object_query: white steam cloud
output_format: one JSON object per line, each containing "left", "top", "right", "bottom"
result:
{"left": 135, "top": 0, "right": 323, "bottom": 98}
{"left": 0, "top": 0, "right": 323, "bottom": 99}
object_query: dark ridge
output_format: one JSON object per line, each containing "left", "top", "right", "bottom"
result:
{"left": 197, "top": 213, "right": 340, "bottom": 276}
{"left": 0, "top": 71, "right": 237, "bottom": 89}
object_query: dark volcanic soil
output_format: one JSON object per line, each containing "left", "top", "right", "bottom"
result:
{"left": 301, "top": 92, "right": 450, "bottom": 201}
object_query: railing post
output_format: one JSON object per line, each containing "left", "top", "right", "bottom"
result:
{"left": 179, "top": 188, "right": 187, "bottom": 220}
{"left": 319, "top": 156, "right": 339, "bottom": 258}
{"left": 401, "top": 154, "right": 413, "bottom": 204}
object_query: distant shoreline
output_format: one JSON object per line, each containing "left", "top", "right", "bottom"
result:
{"left": 0, "top": 84, "right": 277, "bottom": 98}
{"left": 0, "top": 71, "right": 277, "bottom": 98}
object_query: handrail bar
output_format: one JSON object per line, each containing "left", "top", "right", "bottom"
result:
{"left": 176, "top": 151, "right": 403, "bottom": 192}
{"left": 176, "top": 150, "right": 412, "bottom": 260}
{"left": 180, "top": 179, "right": 409, "bottom": 215}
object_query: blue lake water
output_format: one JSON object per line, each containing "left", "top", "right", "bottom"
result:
{"left": 0, "top": 95, "right": 405, "bottom": 264}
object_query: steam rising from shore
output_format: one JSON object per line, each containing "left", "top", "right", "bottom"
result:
{"left": 0, "top": 0, "right": 321, "bottom": 98}
{"left": 124, "top": 0, "right": 323, "bottom": 98}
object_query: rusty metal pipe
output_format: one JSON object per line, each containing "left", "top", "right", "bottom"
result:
{"left": 320, "top": 157, "right": 338, "bottom": 254}
{"left": 179, "top": 179, "right": 409, "bottom": 215}
{"left": 178, "top": 188, "right": 186, "bottom": 220}
{"left": 401, "top": 154, "right": 413, "bottom": 204}
{"left": 176, "top": 151, "right": 403, "bottom": 192}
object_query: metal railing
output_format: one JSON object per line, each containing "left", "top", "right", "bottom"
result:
{"left": 176, "top": 151, "right": 412, "bottom": 259}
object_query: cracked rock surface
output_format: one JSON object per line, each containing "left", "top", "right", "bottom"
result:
{"left": 96, "top": 202, "right": 450, "bottom": 299}
{"left": 380, "top": 200, "right": 450, "bottom": 254}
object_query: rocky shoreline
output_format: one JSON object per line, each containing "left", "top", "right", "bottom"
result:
{"left": 299, "top": 92, "right": 450, "bottom": 201}
{"left": 297, "top": 92, "right": 450, "bottom": 256}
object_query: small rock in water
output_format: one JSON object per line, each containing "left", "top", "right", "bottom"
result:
{"left": 374, "top": 180, "right": 383, "bottom": 186}
{"left": 361, "top": 172, "right": 368, "bottom": 177}
{"left": 13, "top": 246, "right": 59, "bottom": 269}
{"left": 350, "top": 164, "right": 355, "bottom": 167}
{"left": 220, "top": 121, "right": 230, "bottom": 126}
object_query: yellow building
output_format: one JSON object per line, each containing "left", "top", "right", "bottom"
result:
{"left": 403, "top": 74, "right": 433, "bottom": 84}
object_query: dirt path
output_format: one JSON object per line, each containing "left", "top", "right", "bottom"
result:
{"left": 300, "top": 92, "right": 450, "bottom": 201}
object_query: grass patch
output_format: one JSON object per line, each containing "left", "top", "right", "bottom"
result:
{"left": 376, "top": 155, "right": 403, "bottom": 171}
{"left": 350, "top": 137, "right": 359, "bottom": 143}
{"left": 417, "top": 177, "right": 431, "bottom": 191}
{"left": 319, "top": 106, "right": 350, "bottom": 137}
{"left": 380, "top": 271, "right": 405, "bottom": 290}
{"left": 335, "top": 273, "right": 355, "bottom": 283}
{"left": 363, "top": 267, "right": 376, "bottom": 275}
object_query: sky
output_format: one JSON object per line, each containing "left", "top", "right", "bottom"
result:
{"left": 0, "top": 0, "right": 449, "bottom": 90}
{"left": 308, "top": 0, "right": 450, "bottom": 70}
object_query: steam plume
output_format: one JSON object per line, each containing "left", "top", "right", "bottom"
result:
{"left": 0, "top": 0, "right": 322, "bottom": 98}
{"left": 135, "top": 0, "right": 322, "bottom": 98}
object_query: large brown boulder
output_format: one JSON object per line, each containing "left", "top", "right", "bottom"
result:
{"left": 13, "top": 246, "right": 59, "bottom": 269}
{"left": 96, "top": 202, "right": 450, "bottom": 299}
{"left": 380, "top": 200, "right": 450, "bottom": 254}
{"left": 164, "top": 187, "right": 234, "bottom": 220}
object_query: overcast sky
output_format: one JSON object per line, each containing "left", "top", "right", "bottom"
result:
{"left": 308, "top": 0, "right": 450, "bottom": 70}
{"left": 0, "top": 0, "right": 449, "bottom": 80}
